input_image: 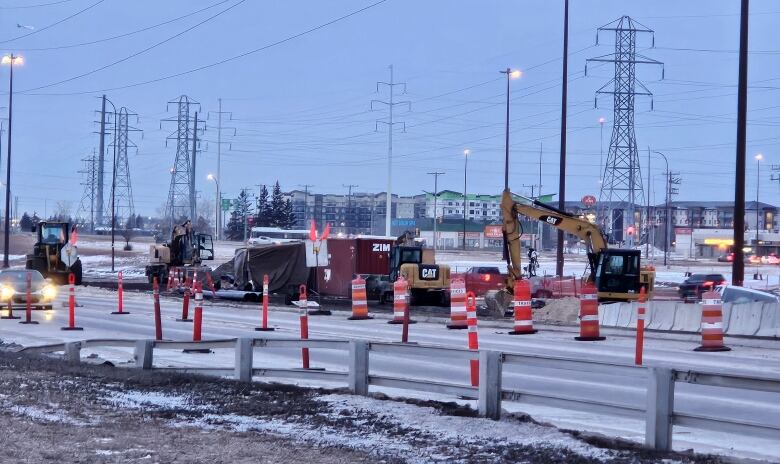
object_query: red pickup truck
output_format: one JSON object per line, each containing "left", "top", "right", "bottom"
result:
{"left": 462, "top": 267, "right": 506, "bottom": 296}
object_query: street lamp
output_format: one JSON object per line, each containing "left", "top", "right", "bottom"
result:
{"left": 101, "top": 97, "right": 119, "bottom": 272}
{"left": 499, "top": 68, "right": 522, "bottom": 190}
{"left": 755, "top": 153, "right": 763, "bottom": 251}
{"left": 208, "top": 174, "right": 220, "bottom": 240}
{"left": 462, "top": 149, "right": 470, "bottom": 250}
{"left": 2, "top": 54, "right": 22, "bottom": 268}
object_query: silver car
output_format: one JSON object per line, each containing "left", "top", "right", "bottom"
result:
{"left": 715, "top": 285, "right": 780, "bottom": 304}
{"left": 0, "top": 270, "right": 58, "bottom": 309}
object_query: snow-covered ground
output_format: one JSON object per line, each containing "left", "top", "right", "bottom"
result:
{"left": 2, "top": 286, "right": 778, "bottom": 461}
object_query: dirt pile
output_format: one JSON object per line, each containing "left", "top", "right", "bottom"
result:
{"left": 533, "top": 297, "right": 581, "bottom": 325}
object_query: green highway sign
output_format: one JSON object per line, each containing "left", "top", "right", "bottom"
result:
{"left": 221, "top": 198, "right": 233, "bottom": 211}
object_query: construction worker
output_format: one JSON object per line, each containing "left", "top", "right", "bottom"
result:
{"left": 527, "top": 247, "right": 539, "bottom": 277}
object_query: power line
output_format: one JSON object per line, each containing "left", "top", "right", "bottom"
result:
{"left": 21, "top": 0, "right": 389, "bottom": 96}
{"left": 0, "top": 0, "right": 79, "bottom": 9}
{"left": 15, "top": 0, "right": 234, "bottom": 51}
{"left": 0, "top": 0, "right": 106, "bottom": 44}
{"left": 20, "top": 0, "right": 248, "bottom": 93}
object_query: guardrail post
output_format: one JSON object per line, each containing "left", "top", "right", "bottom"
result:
{"left": 646, "top": 367, "right": 674, "bottom": 451}
{"left": 134, "top": 340, "right": 154, "bottom": 370}
{"left": 348, "top": 340, "right": 369, "bottom": 396}
{"left": 478, "top": 350, "right": 502, "bottom": 420}
{"left": 64, "top": 341, "right": 81, "bottom": 364}
{"left": 234, "top": 338, "right": 254, "bottom": 382}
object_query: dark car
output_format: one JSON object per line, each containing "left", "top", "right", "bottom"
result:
{"left": 678, "top": 273, "right": 727, "bottom": 301}
{"left": 0, "top": 270, "right": 58, "bottom": 309}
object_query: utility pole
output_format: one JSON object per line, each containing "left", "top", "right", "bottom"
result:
{"left": 190, "top": 112, "right": 199, "bottom": 220}
{"left": 771, "top": 165, "right": 780, "bottom": 192}
{"left": 343, "top": 184, "right": 358, "bottom": 235}
{"left": 733, "top": 0, "right": 750, "bottom": 286}
{"left": 3, "top": 54, "right": 15, "bottom": 268}
{"left": 555, "top": 0, "right": 570, "bottom": 277}
{"left": 372, "top": 65, "right": 409, "bottom": 237}
{"left": 664, "top": 171, "right": 680, "bottom": 267}
{"left": 646, "top": 147, "right": 651, "bottom": 259}
{"left": 208, "top": 100, "right": 234, "bottom": 240}
{"left": 427, "top": 172, "right": 444, "bottom": 251}
{"left": 538, "top": 142, "right": 543, "bottom": 250}
{"left": 297, "top": 184, "right": 314, "bottom": 228}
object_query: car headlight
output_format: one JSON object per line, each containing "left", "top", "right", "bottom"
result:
{"left": 0, "top": 285, "right": 15, "bottom": 301}
{"left": 41, "top": 284, "right": 57, "bottom": 300}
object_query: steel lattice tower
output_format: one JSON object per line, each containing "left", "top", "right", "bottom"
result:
{"left": 112, "top": 107, "right": 139, "bottom": 226}
{"left": 77, "top": 150, "right": 97, "bottom": 232}
{"left": 587, "top": 16, "right": 663, "bottom": 246}
{"left": 163, "top": 95, "right": 200, "bottom": 228}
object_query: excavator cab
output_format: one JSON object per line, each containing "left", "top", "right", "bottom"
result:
{"left": 593, "top": 249, "right": 642, "bottom": 299}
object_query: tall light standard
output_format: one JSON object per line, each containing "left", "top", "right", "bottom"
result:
{"left": 207, "top": 174, "right": 220, "bottom": 240}
{"left": 755, "top": 153, "right": 763, "bottom": 250}
{"left": 499, "top": 68, "right": 522, "bottom": 190}
{"left": 652, "top": 151, "right": 670, "bottom": 266}
{"left": 462, "top": 149, "right": 470, "bottom": 250}
{"left": 2, "top": 54, "right": 22, "bottom": 268}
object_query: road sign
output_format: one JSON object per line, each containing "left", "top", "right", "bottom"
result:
{"left": 221, "top": 199, "right": 233, "bottom": 211}
{"left": 582, "top": 195, "right": 597, "bottom": 207}
{"left": 60, "top": 243, "right": 78, "bottom": 267}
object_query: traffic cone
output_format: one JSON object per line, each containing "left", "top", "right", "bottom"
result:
{"left": 466, "top": 292, "right": 479, "bottom": 387}
{"left": 575, "top": 282, "right": 605, "bottom": 341}
{"left": 694, "top": 291, "right": 731, "bottom": 352}
{"left": 508, "top": 280, "right": 537, "bottom": 335}
{"left": 348, "top": 277, "right": 372, "bottom": 320}
{"left": 388, "top": 277, "right": 415, "bottom": 325}
{"left": 446, "top": 277, "right": 468, "bottom": 329}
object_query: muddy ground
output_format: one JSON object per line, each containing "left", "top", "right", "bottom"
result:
{"left": 0, "top": 350, "right": 725, "bottom": 464}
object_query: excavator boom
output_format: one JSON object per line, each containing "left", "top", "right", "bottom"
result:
{"left": 497, "top": 188, "right": 654, "bottom": 304}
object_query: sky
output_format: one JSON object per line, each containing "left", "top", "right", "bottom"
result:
{"left": 0, "top": 0, "right": 779, "bottom": 218}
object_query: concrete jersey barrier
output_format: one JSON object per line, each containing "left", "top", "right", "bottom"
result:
{"left": 598, "top": 300, "right": 780, "bottom": 338}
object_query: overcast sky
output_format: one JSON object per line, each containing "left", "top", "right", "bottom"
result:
{"left": 1, "top": 0, "right": 779, "bottom": 217}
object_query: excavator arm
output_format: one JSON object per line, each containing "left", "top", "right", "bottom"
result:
{"left": 501, "top": 189, "right": 608, "bottom": 290}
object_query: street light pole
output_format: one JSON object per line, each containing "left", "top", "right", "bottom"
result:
{"left": 2, "top": 54, "right": 21, "bottom": 268}
{"left": 462, "top": 149, "right": 470, "bottom": 250}
{"left": 498, "top": 69, "right": 520, "bottom": 189}
{"left": 208, "top": 174, "right": 220, "bottom": 239}
{"left": 755, "top": 153, "right": 763, "bottom": 250}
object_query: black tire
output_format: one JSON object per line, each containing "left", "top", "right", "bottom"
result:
{"left": 439, "top": 290, "right": 450, "bottom": 307}
{"left": 70, "top": 259, "right": 83, "bottom": 285}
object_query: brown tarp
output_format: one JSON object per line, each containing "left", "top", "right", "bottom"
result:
{"left": 213, "top": 243, "right": 309, "bottom": 292}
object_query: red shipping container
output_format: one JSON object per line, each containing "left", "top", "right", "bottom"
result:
{"left": 317, "top": 238, "right": 393, "bottom": 298}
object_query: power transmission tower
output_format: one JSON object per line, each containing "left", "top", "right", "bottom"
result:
{"left": 77, "top": 150, "right": 97, "bottom": 232}
{"left": 207, "top": 99, "right": 234, "bottom": 240}
{"left": 110, "top": 107, "right": 141, "bottom": 227}
{"left": 94, "top": 95, "right": 112, "bottom": 226}
{"left": 162, "top": 95, "right": 200, "bottom": 229}
{"left": 372, "top": 65, "right": 410, "bottom": 237}
{"left": 587, "top": 16, "right": 663, "bottom": 247}
{"left": 663, "top": 171, "right": 681, "bottom": 266}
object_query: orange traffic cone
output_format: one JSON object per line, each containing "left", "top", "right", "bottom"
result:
{"left": 348, "top": 277, "right": 372, "bottom": 320}
{"left": 508, "top": 280, "right": 537, "bottom": 335}
{"left": 446, "top": 278, "right": 468, "bottom": 329}
{"left": 694, "top": 291, "right": 731, "bottom": 352}
{"left": 575, "top": 282, "right": 605, "bottom": 341}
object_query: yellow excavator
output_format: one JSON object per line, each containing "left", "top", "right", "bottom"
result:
{"left": 488, "top": 189, "right": 655, "bottom": 311}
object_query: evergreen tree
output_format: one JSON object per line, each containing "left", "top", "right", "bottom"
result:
{"left": 19, "top": 212, "right": 32, "bottom": 231}
{"left": 226, "top": 190, "right": 252, "bottom": 240}
{"left": 254, "top": 184, "right": 271, "bottom": 227}
{"left": 135, "top": 214, "right": 145, "bottom": 230}
{"left": 282, "top": 199, "right": 296, "bottom": 228}
{"left": 269, "top": 181, "right": 285, "bottom": 226}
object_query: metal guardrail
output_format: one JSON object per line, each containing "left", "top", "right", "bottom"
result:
{"left": 18, "top": 337, "right": 780, "bottom": 452}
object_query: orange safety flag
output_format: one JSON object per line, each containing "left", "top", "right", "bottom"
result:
{"left": 321, "top": 223, "right": 331, "bottom": 240}
{"left": 309, "top": 220, "right": 317, "bottom": 242}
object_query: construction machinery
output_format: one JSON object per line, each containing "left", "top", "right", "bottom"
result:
{"left": 487, "top": 189, "right": 655, "bottom": 312}
{"left": 379, "top": 230, "right": 451, "bottom": 306}
{"left": 145, "top": 220, "right": 214, "bottom": 284}
{"left": 25, "top": 222, "right": 83, "bottom": 285}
